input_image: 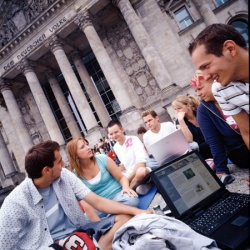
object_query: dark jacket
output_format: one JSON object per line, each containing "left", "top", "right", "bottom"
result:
{"left": 197, "top": 100, "right": 245, "bottom": 172}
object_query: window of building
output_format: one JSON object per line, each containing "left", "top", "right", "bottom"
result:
{"left": 215, "top": 0, "right": 229, "bottom": 6}
{"left": 174, "top": 6, "right": 194, "bottom": 29}
{"left": 84, "top": 52, "right": 122, "bottom": 120}
{"left": 230, "top": 20, "right": 249, "bottom": 46}
{"left": 43, "top": 51, "right": 121, "bottom": 141}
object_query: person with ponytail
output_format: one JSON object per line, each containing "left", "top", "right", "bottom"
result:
{"left": 189, "top": 70, "right": 249, "bottom": 185}
{"left": 172, "top": 95, "right": 213, "bottom": 160}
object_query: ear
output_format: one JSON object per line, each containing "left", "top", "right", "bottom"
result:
{"left": 42, "top": 166, "right": 51, "bottom": 175}
{"left": 222, "top": 40, "right": 237, "bottom": 57}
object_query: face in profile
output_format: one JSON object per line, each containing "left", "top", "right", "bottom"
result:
{"left": 191, "top": 43, "right": 237, "bottom": 87}
{"left": 50, "top": 150, "right": 64, "bottom": 180}
{"left": 143, "top": 114, "right": 159, "bottom": 131}
{"left": 172, "top": 102, "right": 190, "bottom": 115}
{"left": 191, "top": 78, "right": 215, "bottom": 102}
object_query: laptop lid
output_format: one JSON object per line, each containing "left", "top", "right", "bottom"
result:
{"left": 147, "top": 129, "right": 192, "bottom": 166}
{"left": 150, "top": 150, "right": 225, "bottom": 220}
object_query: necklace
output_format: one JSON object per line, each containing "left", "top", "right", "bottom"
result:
{"left": 40, "top": 185, "right": 52, "bottom": 197}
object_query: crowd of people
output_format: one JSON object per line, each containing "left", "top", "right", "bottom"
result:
{"left": 0, "top": 23, "right": 249, "bottom": 250}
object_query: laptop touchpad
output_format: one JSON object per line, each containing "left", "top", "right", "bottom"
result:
{"left": 231, "top": 216, "right": 249, "bottom": 227}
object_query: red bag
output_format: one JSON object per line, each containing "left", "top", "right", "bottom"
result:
{"left": 55, "top": 228, "right": 101, "bottom": 250}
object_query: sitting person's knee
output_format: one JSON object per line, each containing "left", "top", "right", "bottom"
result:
{"left": 135, "top": 167, "right": 149, "bottom": 180}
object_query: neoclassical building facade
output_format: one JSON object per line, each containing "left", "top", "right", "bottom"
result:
{"left": 0, "top": 0, "right": 248, "bottom": 192}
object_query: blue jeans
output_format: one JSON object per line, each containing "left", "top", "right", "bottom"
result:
{"left": 189, "top": 141, "right": 199, "bottom": 151}
{"left": 97, "top": 192, "right": 139, "bottom": 218}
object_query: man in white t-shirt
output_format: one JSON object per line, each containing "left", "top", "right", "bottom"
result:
{"left": 142, "top": 110, "right": 176, "bottom": 150}
{"left": 107, "top": 120, "right": 158, "bottom": 195}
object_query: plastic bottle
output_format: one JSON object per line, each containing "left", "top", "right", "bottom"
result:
{"left": 153, "top": 205, "right": 164, "bottom": 215}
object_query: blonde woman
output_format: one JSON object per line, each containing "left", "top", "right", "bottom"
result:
{"left": 67, "top": 137, "right": 139, "bottom": 218}
{"left": 172, "top": 95, "right": 213, "bottom": 160}
{"left": 190, "top": 70, "right": 249, "bottom": 185}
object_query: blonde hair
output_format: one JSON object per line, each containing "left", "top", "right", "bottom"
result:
{"left": 66, "top": 137, "right": 96, "bottom": 178}
{"left": 141, "top": 109, "right": 158, "bottom": 118}
{"left": 172, "top": 95, "right": 200, "bottom": 112}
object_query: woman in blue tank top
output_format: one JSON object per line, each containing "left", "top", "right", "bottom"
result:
{"left": 67, "top": 137, "right": 139, "bottom": 218}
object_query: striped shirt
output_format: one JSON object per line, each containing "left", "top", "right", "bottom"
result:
{"left": 212, "top": 81, "right": 249, "bottom": 115}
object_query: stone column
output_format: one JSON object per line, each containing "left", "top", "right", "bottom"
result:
{"left": 113, "top": 0, "right": 172, "bottom": 91}
{"left": 75, "top": 11, "right": 135, "bottom": 113}
{"left": 18, "top": 58, "right": 65, "bottom": 145}
{"left": 0, "top": 127, "right": 16, "bottom": 178}
{"left": 192, "top": 0, "right": 218, "bottom": 25}
{"left": 0, "top": 78, "right": 33, "bottom": 153}
{"left": 44, "top": 68, "right": 82, "bottom": 138}
{"left": 48, "top": 36, "right": 100, "bottom": 132}
{"left": 70, "top": 50, "right": 110, "bottom": 127}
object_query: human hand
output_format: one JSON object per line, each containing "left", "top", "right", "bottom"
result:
{"left": 177, "top": 111, "right": 186, "bottom": 121}
{"left": 121, "top": 188, "right": 138, "bottom": 197}
{"left": 134, "top": 209, "right": 153, "bottom": 216}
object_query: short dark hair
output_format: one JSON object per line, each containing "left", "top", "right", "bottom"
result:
{"left": 25, "top": 140, "right": 60, "bottom": 179}
{"left": 107, "top": 120, "right": 123, "bottom": 129}
{"left": 137, "top": 126, "right": 147, "bottom": 135}
{"left": 141, "top": 109, "right": 158, "bottom": 118}
{"left": 188, "top": 23, "right": 247, "bottom": 56}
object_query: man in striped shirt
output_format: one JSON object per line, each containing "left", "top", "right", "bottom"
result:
{"left": 188, "top": 23, "right": 249, "bottom": 151}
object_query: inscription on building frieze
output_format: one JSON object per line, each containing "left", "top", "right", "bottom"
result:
{"left": 1, "top": 16, "right": 67, "bottom": 74}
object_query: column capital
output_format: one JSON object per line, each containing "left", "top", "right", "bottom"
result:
{"left": 75, "top": 11, "right": 94, "bottom": 30}
{"left": 17, "top": 58, "right": 34, "bottom": 75}
{"left": 47, "top": 35, "right": 64, "bottom": 54}
{"left": 44, "top": 67, "right": 55, "bottom": 81}
{"left": 69, "top": 49, "right": 82, "bottom": 64}
{"left": 0, "top": 78, "right": 12, "bottom": 92}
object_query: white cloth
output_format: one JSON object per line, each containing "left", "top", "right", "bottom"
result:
{"left": 0, "top": 168, "right": 91, "bottom": 250}
{"left": 212, "top": 81, "right": 249, "bottom": 115}
{"left": 143, "top": 122, "right": 177, "bottom": 149}
{"left": 113, "top": 136, "right": 149, "bottom": 178}
{"left": 112, "top": 214, "right": 219, "bottom": 250}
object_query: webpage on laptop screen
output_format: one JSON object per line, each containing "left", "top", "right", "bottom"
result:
{"left": 155, "top": 154, "right": 221, "bottom": 214}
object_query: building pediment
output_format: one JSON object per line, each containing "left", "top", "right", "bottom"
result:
{"left": 0, "top": 0, "right": 60, "bottom": 50}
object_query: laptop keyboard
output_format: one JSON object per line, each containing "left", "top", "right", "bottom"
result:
{"left": 189, "top": 193, "right": 250, "bottom": 236}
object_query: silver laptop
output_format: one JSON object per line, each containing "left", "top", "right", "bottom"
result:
{"left": 147, "top": 129, "right": 191, "bottom": 166}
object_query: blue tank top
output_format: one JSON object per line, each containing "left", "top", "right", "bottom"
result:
{"left": 80, "top": 154, "right": 122, "bottom": 199}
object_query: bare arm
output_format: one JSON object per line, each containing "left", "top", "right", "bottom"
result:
{"left": 106, "top": 157, "right": 137, "bottom": 196}
{"left": 232, "top": 110, "right": 250, "bottom": 149}
{"left": 79, "top": 199, "right": 100, "bottom": 222}
{"left": 83, "top": 191, "right": 152, "bottom": 216}
{"left": 177, "top": 112, "right": 193, "bottom": 142}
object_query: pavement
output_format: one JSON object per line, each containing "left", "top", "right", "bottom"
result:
{"left": 149, "top": 163, "right": 250, "bottom": 249}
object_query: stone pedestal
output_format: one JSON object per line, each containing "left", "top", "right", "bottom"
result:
{"left": 45, "top": 68, "right": 82, "bottom": 138}
{"left": 0, "top": 78, "right": 33, "bottom": 153}
{"left": 18, "top": 58, "right": 65, "bottom": 145}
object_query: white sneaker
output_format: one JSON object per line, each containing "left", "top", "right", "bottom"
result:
{"left": 136, "top": 182, "right": 155, "bottom": 195}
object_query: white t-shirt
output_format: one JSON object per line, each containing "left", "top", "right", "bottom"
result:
{"left": 143, "top": 122, "right": 177, "bottom": 149}
{"left": 113, "top": 135, "right": 149, "bottom": 178}
{"left": 212, "top": 81, "right": 249, "bottom": 115}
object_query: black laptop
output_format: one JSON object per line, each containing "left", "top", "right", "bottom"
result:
{"left": 150, "top": 150, "right": 250, "bottom": 250}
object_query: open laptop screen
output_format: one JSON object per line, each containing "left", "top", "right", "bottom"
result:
{"left": 151, "top": 151, "right": 221, "bottom": 217}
